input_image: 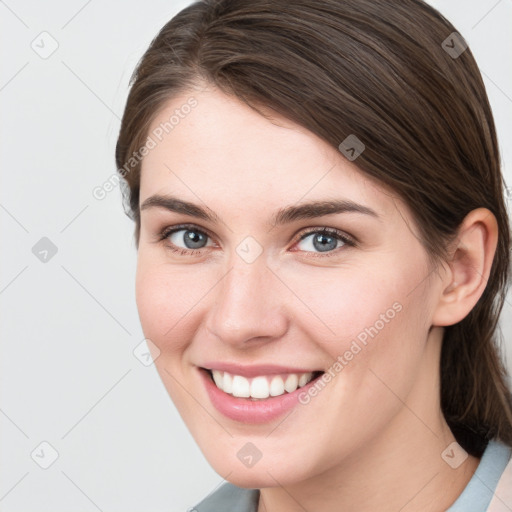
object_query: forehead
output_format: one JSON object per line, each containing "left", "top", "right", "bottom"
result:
{"left": 139, "top": 88, "right": 401, "bottom": 220}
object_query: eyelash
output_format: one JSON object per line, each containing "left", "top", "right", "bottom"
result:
{"left": 156, "top": 223, "right": 356, "bottom": 258}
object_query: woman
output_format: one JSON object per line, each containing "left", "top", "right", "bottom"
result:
{"left": 115, "top": 0, "right": 512, "bottom": 510}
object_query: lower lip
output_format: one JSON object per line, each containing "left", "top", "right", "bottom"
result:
{"left": 199, "top": 369, "right": 322, "bottom": 424}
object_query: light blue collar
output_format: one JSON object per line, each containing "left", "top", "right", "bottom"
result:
{"left": 447, "top": 440, "right": 512, "bottom": 511}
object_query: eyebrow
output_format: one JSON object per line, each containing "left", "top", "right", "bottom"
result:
{"left": 140, "top": 194, "right": 379, "bottom": 226}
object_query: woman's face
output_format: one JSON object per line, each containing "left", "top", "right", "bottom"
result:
{"left": 136, "top": 87, "right": 446, "bottom": 487}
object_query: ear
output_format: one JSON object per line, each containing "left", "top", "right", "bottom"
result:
{"left": 431, "top": 208, "right": 498, "bottom": 327}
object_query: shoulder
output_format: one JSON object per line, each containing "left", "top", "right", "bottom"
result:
{"left": 192, "top": 482, "right": 260, "bottom": 512}
{"left": 448, "top": 439, "right": 512, "bottom": 512}
{"left": 487, "top": 441, "right": 512, "bottom": 512}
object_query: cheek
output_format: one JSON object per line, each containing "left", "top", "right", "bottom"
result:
{"left": 135, "top": 256, "right": 206, "bottom": 410}
{"left": 135, "top": 254, "right": 205, "bottom": 352}
{"left": 279, "top": 261, "right": 417, "bottom": 344}
{"left": 283, "top": 255, "right": 434, "bottom": 388}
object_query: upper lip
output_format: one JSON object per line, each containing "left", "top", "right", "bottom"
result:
{"left": 200, "top": 362, "right": 324, "bottom": 378}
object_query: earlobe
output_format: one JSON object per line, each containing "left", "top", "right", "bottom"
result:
{"left": 432, "top": 208, "right": 498, "bottom": 327}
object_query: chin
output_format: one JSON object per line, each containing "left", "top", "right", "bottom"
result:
{"left": 202, "top": 447, "right": 321, "bottom": 490}
{"left": 221, "top": 468, "right": 295, "bottom": 490}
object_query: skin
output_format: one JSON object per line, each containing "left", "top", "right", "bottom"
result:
{"left": 135, "top": 85, "right": 497, "bottom": 512}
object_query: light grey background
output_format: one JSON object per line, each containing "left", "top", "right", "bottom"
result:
{"left": 1, "top": 1, "right": 511, "bottom": 511}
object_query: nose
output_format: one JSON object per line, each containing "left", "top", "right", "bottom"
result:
{"left": 205, "top": 256, "right": 289, "bottom": 348}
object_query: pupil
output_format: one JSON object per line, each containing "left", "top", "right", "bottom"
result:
{"left": 313, "top": 234, "right": 337, "bottom": 252}
{"left": 184, "top": 230, "right": 206, "bottom": 249}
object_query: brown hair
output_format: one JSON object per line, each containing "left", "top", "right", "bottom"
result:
{"left": 115, "top": 0, "right": 512, "bottom": 456}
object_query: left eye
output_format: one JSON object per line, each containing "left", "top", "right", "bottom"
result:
{"left": 296, "top": 230, "right": 347, "bottom": 253}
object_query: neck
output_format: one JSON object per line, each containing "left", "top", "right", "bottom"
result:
{"left": 257, "top": 328, "right": 480, "bottom": 512}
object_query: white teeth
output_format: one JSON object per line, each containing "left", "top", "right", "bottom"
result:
{"left": 223, "top": 372, "right": 233, "bottom": 394}
{"left": 209, "top": 370, "right": 316, "bottom": 399}
{"left": 298, "top": 373, "right": 310, "bottom": 387}
{"left": 232, "top": 375, "right": 250, "bottom": 397}
{"left": 251, "top": 376, "right": 270, "bottom": 399}
{"left": 284, "top": 373, "right": 299, "bottom": 393}
{"left": 212, "top": 370, "right": 223, "bottom": 388}
{"left": 269, "top": 375, "right": 285, "bottom": 396}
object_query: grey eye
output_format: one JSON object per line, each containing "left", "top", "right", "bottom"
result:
{"left": 297, "top": 232, "right": 343, "bottom": 253}
{"left": 169, "top": 229, "right": 210, "bottom": 249}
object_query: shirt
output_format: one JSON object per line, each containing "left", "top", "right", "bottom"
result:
{"left": 193, "top": 440, "right": 512, "bottom": 512}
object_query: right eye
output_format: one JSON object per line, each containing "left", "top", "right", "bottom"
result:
{"left": 159, "top": 224, "right": 216, "bottom": 255}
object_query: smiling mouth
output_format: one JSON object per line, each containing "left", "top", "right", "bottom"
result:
{"left": 203, "top": 368, "right": 324, "bottom": 400}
